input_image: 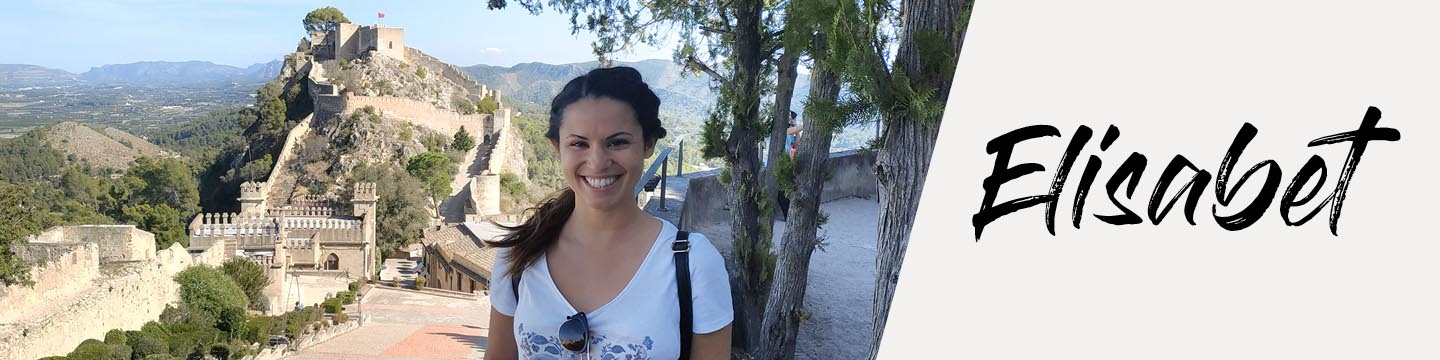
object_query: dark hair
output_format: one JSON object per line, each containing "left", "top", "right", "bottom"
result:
{"left": 486, "top": 66, "right": 666, "bottom": 279}
{"left": 789, "top": 110, "right": 797, "bottom": 120}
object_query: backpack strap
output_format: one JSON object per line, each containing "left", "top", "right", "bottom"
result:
{"left": 673, "top": 230, "right": 693, "bottom": 360}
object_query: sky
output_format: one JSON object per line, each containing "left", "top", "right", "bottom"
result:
{"left": 0, "top": 0, "right": 680, "bottom": 73}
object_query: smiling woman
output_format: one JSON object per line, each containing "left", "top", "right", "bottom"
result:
{"left": 483, "top": 67, "right": 733, "bottom": 360}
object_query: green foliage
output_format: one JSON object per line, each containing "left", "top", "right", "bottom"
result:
{"left": 220, "top": 258, "right": 272, "bottom": 311}
{"left": 415, "top": 276, "right": 427, "bottom": 289}
{"left": 774, "top": 154, "right": 797, "bottom": 198}
{"left": 499, "top": 172, "right": 526, "bottom": 198}
{"left": 130, "top": 332, "right": 169, "bottom": 359}
{"left": 257, "top": 81, "right": 289, "bottom": 136}
{"left": 406, "top": 151, "right": 455, "bottom": 203}
{"left": 302, "top": 6, "right": 351, "bottom": 33}
{"left": 174, "top": 266, "right": 248, "bottom": 324}
{"left": 333, "top": 312, "right": 350, "bottom": 323}
{"left": 208, "top": 343, "right": 230, "bottom": 360}
{"left": 451, "top": 126, "right": 476, "bottom": 152}
{"left": 104, "top": 329, "right": 128, "bottom": 345}
{"left": 420, "top": 132, "right": 450, "bottom": 152}
{"left": 124, "top": 156, "right": 200, "bottom": 220}
{"left": 335, "top": 290, "right": 356, "bottom": 305}
{"left": 454, "top": 97, "right": 478, "bottom": 115}
{"left": 0, "top": 183, "right": 54, "bottom": 286}
{"left": 0, "top": 129, "right": 66, "bottom": 183}
{"left": 416, "top": 67, "right": 427, "bottom": 78}
{"left": 347, "top": 164, "right": 431, "bottom": 257}
{"left": 119, "top": 204, "right": 188, "bottom": 249}
{"left": 322, "top": 297, "right": 342, "bottom": 314}
{"left": 348, "top": 280, "right": 363, "bottom": 292}
{"left": 476, "top": 95, "right": 499, "bottom": 114}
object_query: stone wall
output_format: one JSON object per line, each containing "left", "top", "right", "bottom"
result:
{"left": 34, "top": 225, "right": 155, "bottom": 263}
{"left": 0, "top": 242, "right": 98, "bottom": 324}
{"left": 265, "top": 113, "right": 317, "bottom": 205}
{"left": 678, "top": 151, "right": 878, "bottom": 231}
{"left": 0, "top": 226, "right": 216, "bottom": 360}
{"left": 340, "top": 95, "right": 488, "bottom": 135}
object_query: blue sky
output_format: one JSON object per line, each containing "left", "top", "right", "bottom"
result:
{"left": 0, "top": 0, "right": 679, "bottom": 73}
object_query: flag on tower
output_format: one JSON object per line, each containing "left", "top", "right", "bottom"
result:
{"left": 378, "top": 12, "right": 386, "bottom": 19}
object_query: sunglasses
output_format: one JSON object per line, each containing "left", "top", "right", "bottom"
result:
{"left": 559, "top": 311, "right": 590, "bottom": 353}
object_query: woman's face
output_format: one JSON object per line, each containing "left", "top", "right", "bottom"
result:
{"left": 554, "top": 97, "right": 655, "bottom": 211}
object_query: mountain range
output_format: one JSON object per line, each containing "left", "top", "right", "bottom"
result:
{"left": 461, "top": 59, "right": 812, "bottom": 121}
{"left": 0, "top": 60, "right": 283, "bottom": 87}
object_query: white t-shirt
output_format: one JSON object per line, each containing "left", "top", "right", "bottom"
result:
{"left": 490, "top": 218, "right": 734, "bottom": 359}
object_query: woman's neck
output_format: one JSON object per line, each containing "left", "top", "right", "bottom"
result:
{"left": 565, "top": 201, "right": 652, "bottom": 246}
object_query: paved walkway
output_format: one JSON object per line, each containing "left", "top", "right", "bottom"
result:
{"left": 290, "top": 287, "right": 493, "bottom": 360}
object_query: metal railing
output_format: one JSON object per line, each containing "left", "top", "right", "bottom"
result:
{"left": 633, "top": 138, "right": 687, "bottom": 211}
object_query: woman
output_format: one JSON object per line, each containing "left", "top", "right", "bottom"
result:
{"left": 483, "top": 67, "right": 734, "bottom": 360}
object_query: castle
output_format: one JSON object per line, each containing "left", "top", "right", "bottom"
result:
{"left": 313, "top": 23, "right": 406, "bottom": 62}
{"left": 187, "top": 181, "right": 378, "bottom": 314}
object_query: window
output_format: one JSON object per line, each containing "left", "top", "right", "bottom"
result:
{"left": 324, "top": 253, "right": 339, "bottom": 270}
{"left": 388, "top": 41, "right": 393, "bottom": 50}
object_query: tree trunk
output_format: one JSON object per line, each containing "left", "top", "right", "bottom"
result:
{"left": 726, "top": 0, "right": 771, "bottom": 356}
{"left": 758, "top": 42, "right": 840, "bottom": 360}
{"left": 866, "top": 0, "right": 965, "bottom": 359}
{"left": 762, "top": 50, "right": 800, "bottom": 223}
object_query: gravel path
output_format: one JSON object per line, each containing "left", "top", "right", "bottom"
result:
{"left": 694, "top": 196, "right": 880, "bottom": 360}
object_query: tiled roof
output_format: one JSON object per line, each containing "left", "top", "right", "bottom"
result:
{"left": 421, "top": 221, "right": 513, "bottom": 279}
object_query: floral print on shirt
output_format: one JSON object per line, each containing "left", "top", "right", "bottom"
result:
{"left": 518, "top": 323, "right": 656, "bottom": 360}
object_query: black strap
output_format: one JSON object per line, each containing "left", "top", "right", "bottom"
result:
{"left": 673, "top": 230, "right": 693, "bottom": 360}
{"left": 509, "top": 230, "right": 694, "bottom": 359}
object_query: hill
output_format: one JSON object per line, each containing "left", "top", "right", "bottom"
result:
{"left": 0, "top": 64, "right": 80, "bottom": 88}
{"left": 40, "top": 121, "right": 175, "bottom": 171}
{"left": 462, "top": 59, "right": 734, "bottom": 121}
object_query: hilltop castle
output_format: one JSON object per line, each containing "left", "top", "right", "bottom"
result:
{"left": 313, "top": 23, "right": 407, "bottom": 62}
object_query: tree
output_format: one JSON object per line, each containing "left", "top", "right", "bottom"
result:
{"left": 302, "top": 6, "right": 351, "bottom": 34}
{"left": 451, "top": 126, "right": 477, "bottom": 152}
{"left": 842, "top": 0, "right": 972, "bottom": 358}
{"left": 221, "top": 258, "right": 272, "bottom": 311}
{"left": 349, "top": 164, "right": 431, "bottom": 256}
{"left": 406, "top": 151, "right": 456, "bottom": 213}
{"left": 477, "top": 95, "right": 499, "bottom": 114}
{"left": 759, "top": 5, "right": 850, "bottom": 356}
{"left": 0, "top": 183, "right": 56, "bottom": 286}
{"left": 174, "top": 266, "right": 248, "bottom": 324}
{"left": 120, "top": 204, "right": 189, "bottom": 249}
{"left": 124, "top": 156, "right": 200, "bottom": 221}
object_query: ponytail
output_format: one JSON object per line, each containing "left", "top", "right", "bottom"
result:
{"left": 486, "top": 188, "right": 576, "bottom": 279}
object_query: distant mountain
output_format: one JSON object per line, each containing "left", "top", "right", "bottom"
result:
{"left": 79, "top": 60, "right": 282, "bottom": 85}
{"left": 0, "top": 64, "right": 81, "bottom": 87}
{"left": 464, "top": 59, "right": 815, "bottom": 122}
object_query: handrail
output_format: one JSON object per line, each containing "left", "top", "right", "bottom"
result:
{"left": 635, "top": 146, "right": 674, "bottom": 198}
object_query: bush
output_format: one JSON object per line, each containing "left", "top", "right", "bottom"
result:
{"left": 391, "top": 278, "right": 400, "bottom": 287}
{"left": 221, "top": 258, "right": 271, "bottom": 311}
{"left": 322, "top": 297, "right": 343, "bottom": 314}
{"left": 208, "top": 343, "right": 230, "bottom": 360}
{"left": 144, "top": 354, "right": 175, "bottom": 360}
{"left": 335, "top": 290, "right": 355, "bottom": 305}
{"left": 348, "top": 280, "right": 363, "bottom": 292}
{"left": 174, "top": 266, "right": 248, "bottom": 322}
{"left": 104, "top": 329, "right": 127, "bottom": 345}
{"left": 332, "top": 312, "right": 350, "bottom": 323}
{"left": 414, "top": 276, "right": 427, "bottom": 289}
{"left": 131, "top": 333, "right": 169, "bottom": 359}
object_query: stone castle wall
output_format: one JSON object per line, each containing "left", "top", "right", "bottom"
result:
{"left": 340, "top": 95, "right": 489, "bottom": 136}
{"left": 0, "top": 226, "right": 224, "bottom": 360}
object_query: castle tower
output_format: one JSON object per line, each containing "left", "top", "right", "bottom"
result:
{"left": 353, "top": 183, "right": 379, "bottom": 280}
{"left": 239, "top": 181, "right": 267, "bottom": 216}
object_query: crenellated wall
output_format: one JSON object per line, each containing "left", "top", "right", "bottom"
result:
{"left": 0, "top": 226, "right": 225, "bottom": 360}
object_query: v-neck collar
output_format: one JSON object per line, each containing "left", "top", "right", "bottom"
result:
{"left": 538, "top": 217, "right": 672, "bottom": 318}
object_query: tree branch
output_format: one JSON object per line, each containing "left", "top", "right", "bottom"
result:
{"left": 700, "top": 25, "right": 732, "bottom": 34}
{"left": 686, "top": 56, "right": 730, "bottom": 86}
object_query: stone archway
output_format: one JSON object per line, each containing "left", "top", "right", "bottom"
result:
{"left": 324, "top": 253, "right": 339, "bottom": 270}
